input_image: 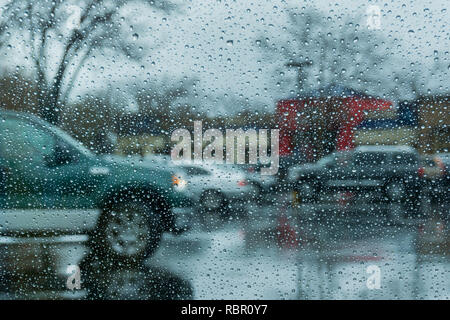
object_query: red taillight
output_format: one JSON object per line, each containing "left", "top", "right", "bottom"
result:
{"left": 238, "top": 180, "right": 247, "bottom": 187}
{"left": 418, "top": 167, "right": 424, "bottom": 178}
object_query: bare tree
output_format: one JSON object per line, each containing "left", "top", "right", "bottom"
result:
{"left": 136, "top": 78, "right": 197, "bottom": 113}
{"left": 0, "top": 0, "right": 176, "bottom": 124}
{"left": 0, "top": 73, "right": 37, "bottom": 113}
{"left": 394, "top": 57, "right": 449, "bottom": 100}
{"left": 259, "top": 7, "right": 397, "bottom": 97}
{"left": 133, "top": 77, "right": 199, "bottom": 131}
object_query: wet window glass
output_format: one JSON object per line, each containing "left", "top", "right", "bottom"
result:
{"left": 0, "top": 0, "right": 448, "bottom": 302}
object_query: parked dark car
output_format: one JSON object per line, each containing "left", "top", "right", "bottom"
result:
{"left": 288, "top": 145, "right": 423, "bottom": 211}
{"left": 0, "top": 110, "right": 192, "bottom": 297}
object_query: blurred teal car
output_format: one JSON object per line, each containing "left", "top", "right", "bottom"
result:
{"left": 0, "top": 110, "right": 192, "bottom": 269}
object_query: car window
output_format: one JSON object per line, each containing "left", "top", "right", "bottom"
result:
{"left": 50, "top": 126, "right": 93, "bottom": 158}
{"left": 353, "top": 152, "right": 386, "bottom": 166}
{"left": 391, "top": 153, "right": 417, "bottom": 165}
{"left": 0, "top": 117, "right": 55, "bottom": 164}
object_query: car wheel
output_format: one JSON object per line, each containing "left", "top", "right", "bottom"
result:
{"left": 93, "top": 199, "right": 162, "bottom": 266}
{"left": 385, "top": 181, "right": 406, "bottom": 203}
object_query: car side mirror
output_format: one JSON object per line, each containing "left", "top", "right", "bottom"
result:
{"left": 45, "top": 141, "right": 77, "bottom": 167}
{"left": 44, "top": 153, "right": 57, "bottom": 167}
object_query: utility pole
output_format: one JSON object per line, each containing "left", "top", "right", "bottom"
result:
{"left": 285, "top": 60, "right": 313, "bottom": 96}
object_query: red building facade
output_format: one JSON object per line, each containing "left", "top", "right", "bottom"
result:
{"left": 277, "top": 90, "right": 393, "bottom": 160}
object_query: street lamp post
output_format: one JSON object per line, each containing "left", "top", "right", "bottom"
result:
{"left": 285, "top": 60, "right": 313, "bottom": 96}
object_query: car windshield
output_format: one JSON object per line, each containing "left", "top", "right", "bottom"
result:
{"left": 391, "top": 153, "right": 417, "bottom": 165}
{"left": 317, "top": 154, "right": 335, "bottom": 166}
{"left": 0, "top": 0, "right": 448, "bottom": 304}
{"left": 422, "top": 158, "right": 437, "bottom": 167}
{"left": 317, "top": 153, "right": 341, "bottom": 166}
{"left": 436, "top": 154, "right": 450, "bottom": 165}
{"left": 49, "top": 125, "right": 94, "bottom": 158}
{"left": 317, "top": 152, "right": 352, "bottom": 167}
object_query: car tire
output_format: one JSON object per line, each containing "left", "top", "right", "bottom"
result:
{"left": 385, "top": 180, "right": 406, "bottom": 203}
{"left": 92, "top": 198, "right": 163, "bottom": 266}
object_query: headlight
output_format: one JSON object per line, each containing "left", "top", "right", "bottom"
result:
{"left": 172, "top": 174, "right": 188, "bottom": 191}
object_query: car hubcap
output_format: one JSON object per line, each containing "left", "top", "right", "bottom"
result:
{"left": 105, "top": 205, "right": 150, "bottom": 257}
{"left": 387, "top": 182, "right": 405, "bottom": 201}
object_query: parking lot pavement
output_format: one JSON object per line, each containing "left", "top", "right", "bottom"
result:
{"left": 147, "top": 199, "right": 450, "bottom": 300}
{"left": 148, "top": 226, "right": 300, "bottom": 299}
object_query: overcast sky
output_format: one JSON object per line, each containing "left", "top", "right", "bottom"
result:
{"left": 1, "top": 0, "right": 449, "bottom": 114}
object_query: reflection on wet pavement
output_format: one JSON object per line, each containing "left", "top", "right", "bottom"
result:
{"left": 81, "top": 253, "right": 193, "bottom": 300}
{"left": 149, "top": 196, "right": 449, "bottom": 300}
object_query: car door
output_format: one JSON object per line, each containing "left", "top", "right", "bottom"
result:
{"left": 0, "top": 115, "right": 102, "bottom": 210}
{"left": 0, "top": 116, "right": 48, "bottom": 209}
{"left": 352, "top": 152, "right": 387, "bottom": 186}
{"left": 0, "top": 115, "right": 106, "bottom": 233}
{"left": 320, "top": 152, "right": 354, "bottom": 188}
{"left": 39, "top": 132, "right": 107, "bottom": 210}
